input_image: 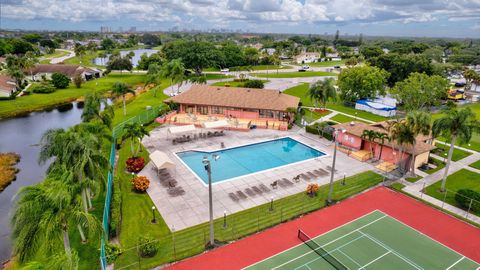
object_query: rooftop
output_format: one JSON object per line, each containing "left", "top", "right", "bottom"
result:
{"left": 166, "top": 85, "right": 300, "bottom": 112}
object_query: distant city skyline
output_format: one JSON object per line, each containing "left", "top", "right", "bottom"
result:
{"left": 1, "top": 0, "right": 479, "bottom": 38}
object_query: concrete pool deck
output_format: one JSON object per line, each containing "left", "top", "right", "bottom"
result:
{"left": 140, "top": 126, "right": 375, "bottom": 231}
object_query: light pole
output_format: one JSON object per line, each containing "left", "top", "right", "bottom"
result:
{"left": 269, "top": 196, "right": 274, "bottom": 212}
{"left": 342, "top": 172, "right": 346, "bottom": 185}
{"left": 151, "top": 206, "right": 157, "bottom": 224}
{"left": 223, "top": 210, "right": 227, "bottom": 228}
{"left": 203, "top": 154, "right": 220, "bottom": 246}
{"left": 328, "top": 129, "right": 346, "bottom": 204}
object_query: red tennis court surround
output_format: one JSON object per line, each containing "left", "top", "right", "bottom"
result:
{"left": 165, "top": 187, "right": 480, "bottom": 270}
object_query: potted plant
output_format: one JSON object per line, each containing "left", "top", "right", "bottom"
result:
{"left": 306, "top": 183, "right": 319, "bottom": 197}
{"left": 131, "top": 175, "right": 150, "bottom": 192}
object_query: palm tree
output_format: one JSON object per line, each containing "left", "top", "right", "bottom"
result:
{"left": 307, "top": 78, "right": 336, "bottom": 109}
{"left": 360, "top": 129, "right": 377, "bottom": 159}
{"left": 389, "top": 120, "right": 416, "bottom": 174}
{"left": 5, "top": 54, "right": 25, "bottom": 88}
{"left": 145, "top": 63, "right": 162, "bottom": 97}
{"left": 162, "top": 59, "right": 185, "bottom": 94}
{"left": 405, "top": 111, "right": 431, "bottom": 176}
{"left": 432, "top": 108, "right": 480, "bottom": 191}
{"left": 81, "top": 92, "right": 114, "bottom": 128}
{"left": 111, "top": 82, "right": 135, "bottom": 116}
{"left": 23, "top": 51, "right": 38, "bottom": 80}
{"left": 122, "top": 122, "right": 150, "bottom": 157}
{"left": 463, "top": 70, "right": 477, "bottom": 91}
{"left": 376, "top": 132, "right": 390, "bottom": 161}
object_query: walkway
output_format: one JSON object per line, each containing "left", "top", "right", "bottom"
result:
{"left": 49, "top": 49, "right": 75, "bottom": 64}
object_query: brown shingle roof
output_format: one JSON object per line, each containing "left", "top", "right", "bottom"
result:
{"left": 26, "top": 64, "right": 83, "bottom": 78}
{"left": 165, "top": 85, "right": 300, "bottom": 112}
{"left": 0, "top": 75, "right": 16, "bottom": 92}
{"left": 332, "top": 121, "right": 435, "bottom": 155}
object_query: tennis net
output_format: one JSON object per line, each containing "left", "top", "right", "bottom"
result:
{"left": 297, "top": 229, "right": 348, "bottom": 270}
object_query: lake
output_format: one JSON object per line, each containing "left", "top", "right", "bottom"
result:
{"left": 93, "top": 49, "right": 158, "bottom": 67}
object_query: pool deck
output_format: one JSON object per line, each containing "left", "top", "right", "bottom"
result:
{"left": 140, "top": 126, "right": 375, "bottom": 231}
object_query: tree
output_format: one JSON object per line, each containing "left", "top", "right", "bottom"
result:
{"left": 189, "top": 75, "right": 207, "bottom": 85}
{"left": 376, "top": 132, "right": 390, "bottom": 160}
{"left": 162, "top": 59, "right": 185, "bottom": 94}
{"left": 137, "top": 52, "right": 164, "bottom": 70}
{"left": 463, "top": 70, "right": 478, "bottom": 91}
{"left": 111, "top": 82, "right": 135, "bottom": 116}
{"left": 361, "top": 129, "right": 378, "bottom": 159}
{"left": 10, "top": 38, "right": 35, "bottom": 54}
{"left": 145, "top": 63, "right": 162, "bottom": 97}
{"left": 432, "top": 108, "right": 480, "bottom": 191}
{"left": 81, "top": 92, "right": 114, "bottom": 128}
{"left": 73, "top": 74, "right": 83, "bottom": 88}
{"left": 163, "top": 41, "right": 220, "bottom": 75}
{"left": 405, "top": 111, "right": 431, "bottom": 176}
{"left": 51, "top": 72, "right": 70, "bottom": 89}
{"left": 106, "top": 56, "right": 133, "bottom": 73}
{"left": 389, "top": 120, "right": 416, "bottom": 174}
{"left": 307, "top": 78, "right": 337, "bottom": 109}
{"left": 74, "top": 43, "right": 86, "bottom": 60}
{"left": 122, "top": 122, "right": 149, "bottom": 157}
{"left": 390, "top": 73, "right": 449, "bottom": 111}
{"left": 337, "top": 66, "right": 389, "bottom": 103}
{"left": 244, "top": 47, "right": 259, "bottom": 66}
{"left": 360, "top": 45, "right": 384, "bottom": 59}
{"left": 5, "top": 54, "right": 26, "bottom": 88}
{"left": 243, "top": 80, "right": 264, "bottom": 89}
{"left": 101, "top": 38, "right": 116, "bottom": 51}
{"left": 219, "top": 42, "right": 245, "bottom": 68}
{"left": 141, "top": 33, "right": 161, "bottom": 46}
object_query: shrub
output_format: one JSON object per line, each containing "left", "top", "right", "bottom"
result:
{"left": 455, "top": 189, "right": 480, "bottom": 212}
{"left": 243, "top": 79, "right": 264, "bottom": 89}
{"left": 31, "top": 83, "right": 56, "bottom": 94}
{"left": 137, "top": 235, "right": 159, "bottom": 258}
{"left": 125, "top": 157, "right": 145, "bottom": 173}
{"left": 306, "top": 122, "right": 334, "bottom": 140}
{"left": 131, "top": 175, "right": 150, "bottom": 192}
{"left": 105, "top": 243, "right": 123, "bottom": 264}
{"left": 51, "top": 72, "right": 70, "bottom": 89}
{"left": 306, "top": 183, "right": 319, "bottom": 196}
{"left": 73, "top": 74, "right": 83, "bottom": 88}
{"left": 109, "top": 178, "right": 122, "bottom": 238}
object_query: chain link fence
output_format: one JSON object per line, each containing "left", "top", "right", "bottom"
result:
{"left": 420, "top": 185, "right": 480, "bottom": 219}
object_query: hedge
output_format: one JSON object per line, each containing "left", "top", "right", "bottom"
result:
{"left": 31, "top": 83, "right": 56, "bottom": 94}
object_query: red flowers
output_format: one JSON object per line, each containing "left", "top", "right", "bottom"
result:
{"left": 131, "top": 175, "right": 150, "bottom": 192}
{"left": 126, "top": 157, "right": 145, "bottom": 173}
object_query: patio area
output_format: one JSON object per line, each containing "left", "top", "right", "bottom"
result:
{"left": 139, "top": 126, "right": 375, "bottom": 231}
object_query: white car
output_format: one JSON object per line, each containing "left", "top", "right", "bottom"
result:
{"left": 220, "top": 68, "right": 230, "bottom": 72}
{"left": 302, "top": 66, "right": 310, "bottom": 70}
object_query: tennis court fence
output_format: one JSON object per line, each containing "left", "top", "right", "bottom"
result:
{"left": 419, "top": 185, "right": 480, "bottom": 219}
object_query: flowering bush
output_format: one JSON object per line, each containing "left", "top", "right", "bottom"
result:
{"left": 306, "top": 183, "right": 319, "bottom": 196}
{"left": 131, "top": 176, "right": 150, "bottom": 192}
{"left": 126, "top": 157, "right": 145, "bottom": 173}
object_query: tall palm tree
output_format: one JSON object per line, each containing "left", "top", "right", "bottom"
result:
{"left": 145, "top": 63, "right": 162, "bottom": 97}
{"left": 122, "top": 122, "right": 150, "bottom": 157}
{"left": 23, "top": 51, "right": 38, "bottom": 80}
{"left": 405, "top": 111, "right": 431, "bottom": 176}
{"left": 5, "top": 54, "right": 25, "bottom": 88}
{"left": 162, "top": 59, "right": 185, "bottom": 94}
{"left": 360, "top": 129, "right": 377, "bottom": 159}
{"left": 376, "top": 132, "right": 390, "bottom": 160}
{"left": 432, "top": 108, "right": 480, "bottom": 191}
{"left": 389, "top": 120, "right": 416, "bottom": 174}
{"left": 307, "top": 78, "right": 336, "bottom": 109}
{"left": 81, "top": 92, "right": 114, "bottom": 128}
{"left": 111, "top": 82, "right": 135, "bottom": 116}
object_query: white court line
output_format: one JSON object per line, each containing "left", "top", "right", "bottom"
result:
{"left": 375, "top": 210, "right": 480, "bottom": 266}
{"left": 338, "top": 249, "right": 362, "bottom": 268}
{"left": 270, "top": 215, "right": 387, "bottom": 270}
{"left": 358, "top": 251, "right": 391, "bottom": 270}
{"left": 359, "top": 231, "right": 423, "bottom": 270}
{"left": 446, "top": 256, "right": 465, "bottom": 270}
{"left": 241, "top": 210, "right": 385, "bottom": 270}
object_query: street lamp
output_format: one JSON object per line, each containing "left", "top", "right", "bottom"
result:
{"left": 151, "top": 206, "right": 157, "bottom": 224}
{"left": 443, "top": 152, "right": 447, "bottom": 164}
{"left": 342, "top": 173, "right": 346, "bottom": 185}
{"left": 223, "top": 210, "right": 227, "bottom": 228}
{"left": 328, "top": 129, "right": 346, "bottom": 204}
{"left": 203, "top": 153, "right": 220, "bottom": 246}
{"left": 269, "top": 196, "right": 274, "bottom": 212}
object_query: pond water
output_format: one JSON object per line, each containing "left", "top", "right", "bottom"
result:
{"left": 0, "top": 103, "right": 84, "bottom": 263}
{"left": 93, "top": 49, "right": 158, "bottom": 67}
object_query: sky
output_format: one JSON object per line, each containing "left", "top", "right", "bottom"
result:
{"left": 1, "top": 0, "right": 480, "bottom": 38}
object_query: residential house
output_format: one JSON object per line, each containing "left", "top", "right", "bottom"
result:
{"left": 294, "top": 52, "right": 320, "bottom": 64}
{"left": 26, "top": 64, "right": 102, "bottom": 81}
{"left": 0, "top": 75, "right": 16, "bottom": 97}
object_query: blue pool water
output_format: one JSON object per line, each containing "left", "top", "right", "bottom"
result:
{"left": 177, "top": 137, "right": 325, "bottom": 184}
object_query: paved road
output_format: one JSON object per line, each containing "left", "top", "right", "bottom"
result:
{"left": 48, "top": 49, "right": 76, "bottom": 64}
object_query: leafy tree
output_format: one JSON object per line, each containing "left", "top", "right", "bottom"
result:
{"left": 5, "top": 54, "right": 26, "bottom": 88}
{"left": 337, "top": 66, "right": 389, "bottom": 103}
{"left": 432, "top": 108, "right": 480, "bottom": 191}
{"left": 101, "top": 38, "right": 116, "bottom": 51}
{"left": 244, "top": 47, "right": 259, "bottom": 66}
{"left": 219, "top": 42, "right": 245, "bottom": 67}
{"left": 106, "top": 56, "right": 133, "bottom": 73}
{"left": 463, "top": 70, "right": 478, "bottom": 91}
{"left": 10, "top": 38, "right": 35, "bottom": 54}
{"left": 422, "top": 47, "right": 444, "bottom": 62}
{"left": 22, "top": 33, "right": 43, "bottom": 43}
{"left": 243, "top": 79, "right": 264, "bottom": 89}
{"left": 405, "top": 111, "right": 431, "bottom": 176}
{"left": 141, "top": 33, "right": 161, "bottom": 46}
{"left": 111, "top": 82, "right": 135, "bottom": 116}
{"left": 73, "top": 74, "right": 83, "bottom": 88}
{"left": 74, "top": 43, "right": 86, "bottom": 60}
{"left": 163, "top": 41, "right": 220, "bottom": 75}
{"left": 189, "top": 75, "right": 207, "bottom": 85}
{"left": 390, "top": 73, "right": 448, "bottom": 111}
{"left": 0, "top": 39, "right": 13, "bottom": 56}
{"left": 122, "top": 122, "right": 149, "bottom": 157}
{"left": 39, "top": 39, "right": 58, "bottom": 49}
{"left": 360, "top": 45, "right": 384, "bottom": 59}
{"left": 369, "top": 53, "right": 433, "bottom": 86}
{"left": 307, "top": 78, "right": 336, "bottom": 109}
{"left": 162, "top": 59, "right": 185, "bottom": 93}
{"left": 144, "top": 63, "right": 162, "bottom": 97}
{"left": 51, "top": 72, "right": 70, "bottom": 89}
{"left": 137, "top": 52, "right": 164, "bottom": 70}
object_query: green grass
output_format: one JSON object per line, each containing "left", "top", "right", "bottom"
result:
{"left": 405, "top": 176, "right": 422, "bottom": 183}
{"left": 390, "top": 182, "right": 406, "bottom": 190}
{"left": 302, "top": 109, "right": 332, "bottom": 123}
{"left": 307, "top": 60, "right": 345, "bottom": 67}
{"left": 330, "top": 114, "right": 369, "bottom": 124}
{"left": 114, "top": 161, "right": 384, "bottom": 269}
{"left": 210, "top": 80, "right": 269, "bottom": 87}
{"left": 63, "top": 50, "right": 105, "bottom": 68}
{"left": 282, "top": 83, "right": 387, "bottom": 123}
{"left": 422, "top": 157, "right": 445, "bottom": 175}
{"left": 431, "top": 146, "right": 472, "bottom": 162}
{"left": 252, "top": 71, "right": 337, "bottom": 78}
{"left": 470, "top": 160, "right": 480, "bottom": 170}
{"left": 425, "top": 169, "right": 480, "bottom": 216}
{"left": 0, "top": 73, "right": 147, "bottom": 119}
{"left": 205, "top": 65, "right": 291, "bottom": 72}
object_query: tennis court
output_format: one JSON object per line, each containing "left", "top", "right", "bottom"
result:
{"left": 244, "top": 210, "right": 480, "bottom": 270}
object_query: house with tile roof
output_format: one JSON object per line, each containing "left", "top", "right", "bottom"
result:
{"left": 0, "top": 75, "right": 16, "bottom": 97}
{"left": 26, "top": 64, "right": 102, "bottom": 81}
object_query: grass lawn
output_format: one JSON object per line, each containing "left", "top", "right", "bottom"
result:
{"left": 205, "top": 65, "right": 291, "bottom": 72}
{"left": 330, "top": 114, "right": 369, "bottom": 124}
{"left": 302, "top": 109, "right": 332, "bottom": 123}
{"left": 114, "top": 149, "right": 384, "bottom": 270}
{"left": 282, "top": 83, "right": 387, "bottom": 123}
{"left": 39, "top": 50, "right": 70, "bottom": 63}
{"left": 390, "top": 183, "right": 406, "bottom": 191}
{"left": 422, "top": 157, "right": 446, "bottom": 175}
{"left": 63, "top": 50, "right": 105, "bottom": 68}
{"left": 424, "top": 169, "right": 480, "bottom": 216}
{"left": 307, "top": 60, "right": 345, "bottom": 67}
{"left": 210, "top": 80, "right": 269, "bottom": 87}
{"left": 405, "top": 175, "right": 422, "bottom": 183}
{"left": 0, "top": 73, "right": 147, "bottom": 119}
{"left": 431, "top": 146, "right": 472, "bottom": 162}
{"left": 252, "top": 71, "right": 337, "bottom": 78}
{"left": 470, "top": 160, "right": 480, "bottom": 170}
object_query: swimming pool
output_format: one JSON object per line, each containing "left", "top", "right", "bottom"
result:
{"left": 176, "top": 137, "right": 325, "bottom": 184}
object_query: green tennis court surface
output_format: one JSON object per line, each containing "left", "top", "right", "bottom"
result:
{"left": 244, "top": 210, "right": 480, "bottom": 270}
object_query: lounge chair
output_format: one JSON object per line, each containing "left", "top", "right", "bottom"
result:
{"left": 326, "top": 166, "right": 338, "bottom": 173}
{"left": 168, "top": 186, "right": 185, "bottom": 197}
{"left": 245, "top": 188, "right": 256, "bottom": 197}
{"left": 299, "top": 173, "right": 310, "bottom": 181}
{"left": 259, "top": 184, "right": 271, "bottom": 193}
{"left": 307, "top": 171, "right": 317, "bottom": 179}
{"left": 252, "top": 186, "right": 263, "bottom": 195}
{"left": 270, "top": 180, "right": 278, "bottom": 189}
{"left": 221, "top": 142, "right": 225, "bottom": 148}
{"left": 228, "top": 192, "right": 240, "bottom": 202}
{"left": 236, "top": 190, "right": 247, "bottom": 199}
{"left": 317, "top": 168, "right": 329, "bottom": 175}
{"left": 281, "top": 178, "right": 294, "bottom": 186}
{"left": 293, "top": 175, "right": 301, "bottom": 183}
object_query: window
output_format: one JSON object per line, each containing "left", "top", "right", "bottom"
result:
{"left": 197, "top": 106, "right": 209, "bottom": 115}
{"left": 211, "top": 106, "right": 224, "bottom": 114}
{"left": 259, "top": 110, "right": 274, "bottom": 118}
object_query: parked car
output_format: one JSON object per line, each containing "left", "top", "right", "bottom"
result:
{"left": 302, "top": 65, "right": 310, "bottom": 70}
{"left": 298, "top": 69, "right": 307, "bottom": 72}
{"left": 220, "top": 68, "right": 230, "bottom": 72}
